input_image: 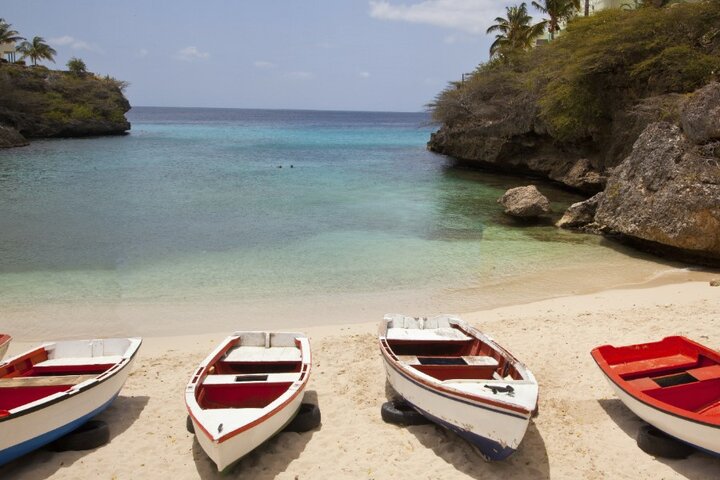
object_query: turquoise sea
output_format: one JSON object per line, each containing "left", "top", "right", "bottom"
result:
{"left": 0, "top": 108, "right": 669, "bottom": 335}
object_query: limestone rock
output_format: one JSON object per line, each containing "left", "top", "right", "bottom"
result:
{"left": 498, "top": 185, "right": 551, "bottom": 218}
{"left": 681, "top": 82, "right": 720, "bottom": 144}
{"left": 595, "top": 121, "right": 720, "bottom": 260}
{"left": 0, "top": 124, "right": 29, "bottom": 148}
{"left": 557, "top": 192, "right": 604, "bottom": 229}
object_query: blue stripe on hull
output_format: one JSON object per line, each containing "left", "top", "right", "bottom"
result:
{"left": 0, "top": 394, "right": 118, "bottom": 466}
{"left": 410, "top": 402, "right": 517, "bottom": 461}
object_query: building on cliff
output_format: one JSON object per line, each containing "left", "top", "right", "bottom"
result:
{"left": 0, "top": 41, "right": 17, "bottom": 62}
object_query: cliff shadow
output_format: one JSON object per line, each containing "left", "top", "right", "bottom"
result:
{"left": 598, "top": 398, "right": 720, "bottom": 479}
{"left": 192, "top": 390, "right": 320, "bottom": 479}
{"left": 0, "top": 394, "right": 149, "bottom": 480}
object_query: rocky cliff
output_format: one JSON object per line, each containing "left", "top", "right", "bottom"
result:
{"left": 0, "top": 64, "right": 130, "bottom": 147}
{"left": 428, "top": 3, "right": 720, "bottom": 264}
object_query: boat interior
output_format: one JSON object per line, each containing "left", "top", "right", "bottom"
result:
{"left": 601, "top": 337, "right": 720, "bottom": 417}
{"left": 0, "top": 345, "right": 120, "bottom": 413}
{"left": 383, "top": 317, "right": 522, "bottom": 382}
{"left": 196, "top": 332, "right": 308, "bottom": 410}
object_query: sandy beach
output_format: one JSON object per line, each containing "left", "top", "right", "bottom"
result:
{"left": 1, "top": 277, "right": 718, "bottom": 479}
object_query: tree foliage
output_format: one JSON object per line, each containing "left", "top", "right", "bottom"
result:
{"left": 487, "top": 3, "right": 546, "bottom": 59}
{"left": 431, "top": 2, "right": 720, "bottom": 143}
{"left": 67, "top": 57, "right": 87, "bottom": 76}
{"left": 17, "top": 36, "right": 57, "bottom": 66}
{"left": 531, "top": 0, "right": 581, "bottom": 39}
{"left": 0, "top": 18, "right": 24, "bottom": 45}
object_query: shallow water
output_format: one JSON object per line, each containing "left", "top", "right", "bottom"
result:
{"left": 0, "top": 108, "right": 674, "bottom": 336}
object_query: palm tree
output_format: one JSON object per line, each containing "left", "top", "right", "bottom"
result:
{"left": 532, "top": 0, "right": 581, "bottom": 40}
{"left": 0, "top": 18, "right": 24, "bottom": 44}
{"left": 0, "top": 18, "right": 25, "bottom": 65}
{"left": 17, "top": 36, "right": 57, "bottom": 66}
{"left": 486, "top": 3, "right": 546, "bottom": 58}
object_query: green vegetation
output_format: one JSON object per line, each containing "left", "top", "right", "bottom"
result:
{"left": 67, "top": 57, "right": 87, "bottom": 76}
{"left": 0, "top": 63, "right": 130, "bottom": 136}
{"left": 17, "top": 36, "right": 57, "bottom": 66}
{"left": 432, "top": 2, "right": 720, "bottom": 144}
{"left": 0, "top": 18, "right": 24, "bottom": 46}
{"left": 532, "top": 0, "right": 580, "bottom": 40}
{"left": 487, "top": 3, "right": 546, "bottom": 59}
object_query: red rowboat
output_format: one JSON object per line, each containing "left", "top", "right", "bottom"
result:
{"left": 591, "top": 336, "right": 720, "bottom": 456}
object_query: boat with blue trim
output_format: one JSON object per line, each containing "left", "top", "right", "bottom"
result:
{"left": 0, "top": 337, "right": 141, "bottom": 465}
{"left": 379, "top": 314, "right": 538, "bottom": 460}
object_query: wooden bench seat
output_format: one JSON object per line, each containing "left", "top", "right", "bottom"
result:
{"left": 0, "top": 374, "right": 97, "bottom": 387}
{"left": 611, "top": 354, "right": 697, "bottom": 378}
{"left": 203, "top": 373, "right": 301, "bottom": 385}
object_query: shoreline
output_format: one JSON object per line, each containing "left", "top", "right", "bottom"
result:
{"left": 2, "top": 262, "right": 715, "bottom": 343}
{"left": 2, "top": 279, "right": 719, "bottom": 479}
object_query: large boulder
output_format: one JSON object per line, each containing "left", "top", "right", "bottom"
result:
{"left": 557, "top": 192, "right": 604, "bottom": 229}
{"left": 681, "top": 82, "right": 720, "bottom": 144}
{"left": 0, "top": 124, "right": 29, "bottom": 148}
{"left": 595, "top": 121, "right": 720, "bottom": 260}
{"left": 498, "top": 185, "right": 551, "bottom": 218}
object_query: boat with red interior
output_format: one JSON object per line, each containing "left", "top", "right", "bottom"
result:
{"left": 379, "top": 314, "right": 538, "bottom": 460}
{"left": 186, "top": 331, "right": 311, "bottom": 471}
{"left": 591, "top": 336, "right": 720, "bottom": 456}
{"left": 0, "top": 337, "right": 141, "bottom": 465}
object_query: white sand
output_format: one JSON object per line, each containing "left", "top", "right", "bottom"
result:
{"left": 1, "top": 280, "right": 719, "bottom": 479}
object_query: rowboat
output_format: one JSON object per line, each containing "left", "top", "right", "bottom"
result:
{"left": 0, "top": 335, "right": 10, "bottom": 360}
{"left": 186, "top": 331, "right": 311, "bottom": 471}
{"left": 591, "top": 336, "right": 720, "bottom": 456}
{"left": 0, "top": 337, "right": 142, "bottom": 465}
{"left": 379, "top": 314, "right": 538, "bottom": 460}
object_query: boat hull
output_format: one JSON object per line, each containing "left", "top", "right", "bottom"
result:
{"left": 383, "top": 357, "right": 530, "bottom": 460}
{"left": 0, "top": 353, "right": 137, "bottom": 465}
{"left": 600, "top": 371, "right": 720, "bottom": 456}
{"left": 191, "top": 384, "right": 306, "bottom": 471}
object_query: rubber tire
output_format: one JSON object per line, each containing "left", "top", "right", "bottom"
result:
{"left": 381, "top": 400, "right": 430, "bottom": 426}
{"left": 48, "top": 420, "right": 110, "bottom": 452}
{"left": 284, "top": 403, "right": 321, "bottom": 433}
{"left": 186, "top": 415, "right": 195, "bottom": 434}
{"left": 636, "top": 424, "right": 694, "bottom": 459}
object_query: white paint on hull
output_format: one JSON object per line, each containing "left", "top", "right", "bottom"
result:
{"left": 603, "top": 376, "right": 720, "bottom": 455}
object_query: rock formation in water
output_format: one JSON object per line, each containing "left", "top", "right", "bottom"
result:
{"left": 498, "top": 185, "right": 551, "bottom": 218}
{"left": 0, "top": 64, "right": 130, "bottom": 148}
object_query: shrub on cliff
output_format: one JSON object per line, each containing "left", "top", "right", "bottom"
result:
{"left": 431, "top": 1, "right": 720, "bottom": 144}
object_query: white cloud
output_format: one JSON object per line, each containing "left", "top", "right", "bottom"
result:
{"left": 369, "top": 0, "right": 506, "bottom": 34}
{"left": 360, "top": 71, "right": 371, "bottom": 78}
{"left": 138, "top": 48, "right": 149, "bottom": 58}
{"left": 174, "top": 46, "right": 209, "bottom": 61}
{"left": 254, "top": 60, "right": 276, "bottom": 69}
{"left": 49, "top": 35, "right": 103, "bottom": 53}
{"left": 287, "top": 71, "right": 314, "bottom": 80}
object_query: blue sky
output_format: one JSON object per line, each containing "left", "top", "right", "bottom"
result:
{"left": 3, "top": 1, "right": 531, "bottom": 112}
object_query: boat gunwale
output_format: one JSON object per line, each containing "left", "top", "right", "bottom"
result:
{"left": 591, "top": 336, "right": 720, "bottom": 429}
{"left": 186, "top": 333, "right": 311, "bottom": 445}
{"left": 0, "top": 337, "right": 142, "bottom": 423}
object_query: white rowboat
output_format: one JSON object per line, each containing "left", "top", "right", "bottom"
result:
{"left": 0, "top": 337, "right": 142, "bottom": 465}
{"left": 186, "top": 331, "right": 311, "bottom": 471}
{"left": 379, "top": 314, "right": 538, "bottom": 460}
